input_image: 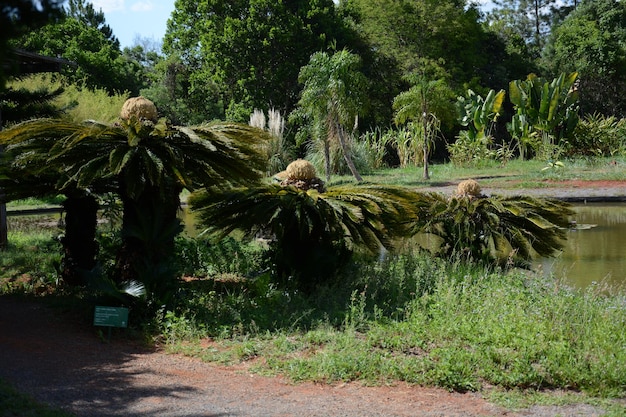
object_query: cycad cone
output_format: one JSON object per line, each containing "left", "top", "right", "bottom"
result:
{"left": 456, "top": 179, "right": 482, "bottom": 198}
{"left": 120, "top": 96, "right": 158, "bottom": 122}
{"left": 285, "top": 159, "right": 317, "bottom": 181}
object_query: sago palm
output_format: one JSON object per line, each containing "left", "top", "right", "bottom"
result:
{"left": 0, "top": 97, "right": 268, "bottom": 301}
{"left": 415, "top": 184, "right": 573, "bottom": 267}
{"left": 190, "top": 161, "right": 427, "bottom": 292}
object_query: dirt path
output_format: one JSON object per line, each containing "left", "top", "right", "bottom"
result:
{"left": 0, "top": 298, "right": 513, "bottom": 417}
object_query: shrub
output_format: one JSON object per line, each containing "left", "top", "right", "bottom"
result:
{"left": 568, "top": 113, "right": 626, "bottom": 157}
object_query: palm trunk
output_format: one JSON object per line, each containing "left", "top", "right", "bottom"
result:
{"left": 60, "top": 193, "right": 99, "bottom": 286}
{"left": 334, "top": 120, "right": 363, "bottom": 182}
{"left": 115, "top": 181, "right": 182, "bottom": 303}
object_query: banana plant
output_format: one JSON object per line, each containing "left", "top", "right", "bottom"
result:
{"left": 508, "top": 73, "right": 580, "bottom": 159}
{"left": 456, "top": 88, "right": 506, "bottom": 143}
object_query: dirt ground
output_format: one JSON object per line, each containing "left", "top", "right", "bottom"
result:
{"left": 1, "top": 180, "right": 623, "bottom": 416}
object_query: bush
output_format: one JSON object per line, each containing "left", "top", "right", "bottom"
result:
{"left": 568, "top": 113, "right": 626, "bottom": 158}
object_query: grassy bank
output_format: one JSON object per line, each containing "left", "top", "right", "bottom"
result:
{"left": 336, "top": 156, "right": 626, "bottom": 188}
{"left": 164, "top": 246, "right": 626, "bottom": 400}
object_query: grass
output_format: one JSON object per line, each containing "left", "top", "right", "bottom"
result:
{"left": 0, "top": 378, "right": 75, "bottom": 417}
{"left": 333, "top": 156, "right": 626, "bottom": 189}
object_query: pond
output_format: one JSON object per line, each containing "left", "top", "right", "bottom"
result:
{"left": 537, "top": 203, "right": 626, "bottom": 289}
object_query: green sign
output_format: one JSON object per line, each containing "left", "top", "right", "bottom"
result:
{"left": 94, "top": 306, "right": 129, "bottom": 328}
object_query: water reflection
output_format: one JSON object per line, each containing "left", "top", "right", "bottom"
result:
{"left": 537, "top": 203, "right": 626, "bottom": 288}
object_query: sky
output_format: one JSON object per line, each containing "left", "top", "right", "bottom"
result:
{"left": 93, "top": 0, "right": 493, "bottom": 50}
{"left": 91, "top": 0, "right": 176, "bottom": 49}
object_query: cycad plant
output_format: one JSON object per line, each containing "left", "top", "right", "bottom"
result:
{"left": 415, "top": 180, "right": 573, "bottom": 267}
{"left": 0, "top": 97, "right": 268, "bottom": 303}
{"left": 190, "top": 159, "right": 427, "bottom": 293}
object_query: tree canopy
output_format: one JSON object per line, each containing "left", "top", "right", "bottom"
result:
{"left": 543, "top": 0, "right": 626, "bottom": 117}
{"left": 163, "top": 0, "right": 351, "bottom": 121}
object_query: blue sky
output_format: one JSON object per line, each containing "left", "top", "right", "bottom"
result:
{"left": 93, "top": 0, "right": 493, "bottom": 50}
{"left": 91, "top": 0, "right": 176, "bottom": 49}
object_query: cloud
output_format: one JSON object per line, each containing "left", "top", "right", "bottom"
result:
{"left": 91, "top": 0, "right": 125, "bottom": 13}
{"left": 130, "top": 1, "right": 155, "bottom": 12}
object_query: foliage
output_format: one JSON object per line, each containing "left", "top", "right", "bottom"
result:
{"left": 249, "top": 108, "right": 293, "bottom": 175}
{"left": 393, "top": 73, "right": 455, "bottom": 179}
{"left": 358, "top": 127, "right": 395, "bottom": 170}
{"left": 0, "top": 114, "right": 268, "bottom": 303}
{"left": 0, "top": 0, "right": 64, "bottom": 87}
{"left": 294, "top": 49, "right": 368, "bottom": 182}
{"left": 487, "top": 0, "right": 566, "bottom": 60}
{"left": 507, "top": 72, "right": 579, "bottom": 160}
{"left": 341, "top": 0, "right": 503, "bottom": 87}
{"left": 413, "top": 192, "right": 573, "bottom": 267}
{"left": 12, "top": 0, "right": 145, "bottom": 94}
{"left": 161, "top": 247, "right": 626, "bottom": 400}
{"left": 8, "top": 74, "right": 129, "bottom": 124}
{"left": 543, "top": 0, "right": 626, "bottom": 117}
{"left": 164, "top": 0, "right": 350, "bottom": 120}
{"left": 0, "top": 85, "right": 63, "bottom": 125}
{"left": 449, "top": 89, "right": 506, "bottom": 167}
{"left": 457, "top": 89, "right": 506, "bottom": 143}
{"left": 189, "top": 183, "right": 427, "bottom": 292}
{"left": 568, "top": 113, "right": 626, "bottom": 158}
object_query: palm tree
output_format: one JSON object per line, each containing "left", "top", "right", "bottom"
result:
{"left": 414, "top": 184, "right": 573, "bottom": 267}
{"left": 393, "top": 73, "right": 455, "bottom": 180}
{"left": 0, "top": 97, "right": 268, "bottom": 301}
{"left": 295, "top": 49, "right": 368, "bottom": 183}
{"left": 0, "top": 120, "right": 110, "bottom": 285}
{"left": 189, "top": 160, "right": 428, "bottom": 292}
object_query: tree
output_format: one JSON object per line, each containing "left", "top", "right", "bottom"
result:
{"left": 340, "top": 0, "right": 494, "bottom": 87}
{"left": 543, "top": 0, "right": 626, "bottom": 117}
{"left": 13, "top": 0, "right": 145, "bottom": 94}
{"left": 294, "top": 49, "right": 367, "bottom": 182}
{"left": 163, "top": 0, "right": 351, "bottom": 120}
{"left": 0, "top": 97, "right": 268, "bottom": 303}
{"left": 488, "top": 0, "right": 566, "bottom": 60}
{"left": 190, "top": 160, "right": 426, "bottom": 293}
{"left": 393, "top": 70, "right": 455, "bottom": 179}
{"left": 415, "top": 181, "right": 573, "bottom": 267}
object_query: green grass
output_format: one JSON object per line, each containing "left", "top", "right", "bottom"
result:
{"left": 329, "top": 156, "right": 626, "bottom": 188}
{"left": 0, "top": 378, "right": 75, "bottom": 417}
{"left": 0, "top": 219, "right": 62, "bottom": 294}
{"left": 157, "top": 239, "right": 626, "bottom": 413}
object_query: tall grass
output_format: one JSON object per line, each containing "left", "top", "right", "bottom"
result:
{"left": 8, "top": 74, "right": 128, "bottom": 123}
{"left": 162, "top": 242, "right": 626, "bottom": 399}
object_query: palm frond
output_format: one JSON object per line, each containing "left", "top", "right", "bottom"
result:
{"left": 413, "top": 193, "right": 573, "bottom": 266}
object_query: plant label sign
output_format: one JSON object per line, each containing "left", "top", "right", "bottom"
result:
{"left": 93, "top": 306, "right": 129, "bottom": 328}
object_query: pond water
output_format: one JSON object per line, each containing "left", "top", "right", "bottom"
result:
{"left": 536, "top": 203, "right": 626, "bottom": 289}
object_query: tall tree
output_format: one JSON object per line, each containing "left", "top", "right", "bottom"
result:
{"left": 340, "top": 0, "right": 491, "bottom": 87}
{"left": 487, "top": 0, "right": 577, "bottom": 60}
{"left": 393, "top": 70, "right": 456, "bottom": 180}
{"left": 543, "top": 0, "right": 626, "bottom": 117}
{"left": 294, "top": 49, "right": 368, "bottom": 183}
{"left": 163, "top": 0, "right": 350, "bottom": 121}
